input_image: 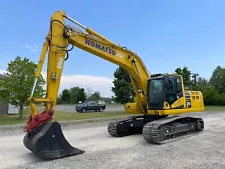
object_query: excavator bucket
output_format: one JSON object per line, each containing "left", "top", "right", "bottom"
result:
{"left": 23, "top": 121, "right": 85, "bottom": 159}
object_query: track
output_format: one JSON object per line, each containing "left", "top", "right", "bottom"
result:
{"left": 107, "top": 117, "right": 130, "bottom": 137}
{"left": 107, "top": 115, "right": 167, "bottom": 137}
{"left": 108, "top": 115, "right": 204, "bottom": 144}
{"left": 142, "top": 116, "right": 204, "bottom": 144}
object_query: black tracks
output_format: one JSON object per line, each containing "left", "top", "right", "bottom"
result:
{"left": 107, "top": 117, "right": 131, "bottom": 137}
{"left": 107, "top": 115, "right": 204, "bottom": 144}
{"left": 142, "top": 116, "right": 204, "bottom": 144}
{"left": 107, "top": 116, "right": 146, "bottom": 137}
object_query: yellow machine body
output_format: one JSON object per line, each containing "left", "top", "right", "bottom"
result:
{"left": 23, "top": 10, "right": 205, "bottom": 160}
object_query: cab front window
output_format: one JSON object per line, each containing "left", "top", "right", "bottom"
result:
{"left": 148, "top": 78, "right": 164, "bottom": 109}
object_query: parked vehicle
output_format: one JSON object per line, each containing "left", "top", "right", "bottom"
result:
{"left": 75, "top": 101, "right": 106, "bottom": 113}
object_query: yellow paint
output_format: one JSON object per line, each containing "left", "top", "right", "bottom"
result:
{"left": 27, "top": 10, "right": 204, "bottom": 118}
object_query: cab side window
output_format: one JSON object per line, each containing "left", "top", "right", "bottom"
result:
{"left": 166, "top": 79, "right": 175, "bottom": 92}
{"left": 176, "top": 77, "right": 183, "bottom": 97}
{"left": 165, "top": 77, "right": 177, "bottom": 105}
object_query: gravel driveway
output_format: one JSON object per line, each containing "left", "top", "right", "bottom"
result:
{"left": 1, "top": 111, "right": 225, "bottom": 169}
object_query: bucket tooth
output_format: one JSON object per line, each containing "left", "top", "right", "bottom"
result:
{"left": 23, "top": 121, "right": 85, "bottom": 159}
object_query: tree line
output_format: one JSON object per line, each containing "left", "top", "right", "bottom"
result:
{"left": 1, "top": 56, "right": 224, "bottom": 120}
{"left": 56, "top": 87, "right": 102, "bottom": 104}
{"left": 111, "top": 65, "right": 225, "bottom": 106}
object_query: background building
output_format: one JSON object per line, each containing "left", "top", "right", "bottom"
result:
{"left": 0, "top": 74, "right": 18, "bottom": 115}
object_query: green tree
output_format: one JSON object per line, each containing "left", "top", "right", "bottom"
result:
{"left": 89, "top": 91, "right": 101, "bottom": 101}
{"left": 56, "top": 94, "right": 62, "bottom": 104}
{"left": 0, "top": 56, "right": 45, "bottom": 119}
{"left": 196, "top": 77, "right": 209, "bottom": 93}
{"left": 70, "top": 86, "right": 86, "bottom": 104}
{"left": 209, "top": 66, "right": 225, "bottom": 94}
{"left": 194, "top": 66, "right": 225, "bottom": 105}
{"left": 61, "top": 89, "right": 70, "bottom": 103}
{"left": 175, "top": 66, "right": 192, "bottom": 87}
{"left": 111, "top": 66, "right": 135, "bottom": 104}
{"left": 77, "top": 87, "right": 86, "bottom": 103}
{"left": 205, "top": 66, "right": 225, "bottom": 105}
{"left": 203, "top": 87, "right": 220, "bottom": 105}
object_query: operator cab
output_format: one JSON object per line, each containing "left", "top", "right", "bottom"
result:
{"left": 147, "top": 73, "right": 184, "bottom": 110}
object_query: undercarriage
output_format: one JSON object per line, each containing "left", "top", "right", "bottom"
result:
{"left": 107, "top": 114, "right": 204, "bottom": 144}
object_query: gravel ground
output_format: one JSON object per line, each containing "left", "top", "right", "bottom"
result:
{"left": 1, "top": 111, "right": 225, "bottom": 169}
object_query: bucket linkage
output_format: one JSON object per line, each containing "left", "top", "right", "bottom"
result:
{"left": 23, "top": 110, "right": 85, "bottom": 159}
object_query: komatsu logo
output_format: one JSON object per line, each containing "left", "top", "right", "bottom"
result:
{"left": 85, "top": 39, "right": 116, "bottom": 56}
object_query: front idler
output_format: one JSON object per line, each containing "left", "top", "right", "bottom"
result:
{"left": 23, "top": 121, "right": 85, "bottom": 159}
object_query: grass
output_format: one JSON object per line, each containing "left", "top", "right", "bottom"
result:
{"left": 1, "top": 105, "right": 225, "bottom": 126}
{"left": 204, "top": 105, "right": 225, "bottom": 112}
{"left": 0, "top": 107, "right": 128, "bottom": 126}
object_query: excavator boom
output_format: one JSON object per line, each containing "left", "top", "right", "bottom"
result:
{"left": 23, "top": 10, "right": 152, "bottom": 159}
{"left": 27, "top": 11, "right": 151, "bottom": 119}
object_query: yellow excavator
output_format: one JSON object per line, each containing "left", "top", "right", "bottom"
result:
{"left": 23, "top": 10, "right": 205, "bottom": 159}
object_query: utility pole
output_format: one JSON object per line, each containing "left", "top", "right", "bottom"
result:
{"left": 191, "top": 73, "right": 199, "bottom": 90}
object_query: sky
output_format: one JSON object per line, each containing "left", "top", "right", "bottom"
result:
{"left": 0, "top": 0, "right": 225, "bottom": 97}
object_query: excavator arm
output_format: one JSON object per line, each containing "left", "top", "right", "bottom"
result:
{"left": 23, "top": 10, "right": 151, "bottom": 159}
{"left": 25, "top": 10, "right": 151, "bottom": 132}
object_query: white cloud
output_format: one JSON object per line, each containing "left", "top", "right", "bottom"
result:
{"left": 0, "top": 69, "right": 7, "bottom": 74}
{"left": 42, "top": 72, "right": 114, "bottom": 97}
{"left": 22, "top": 44, "right": 39, "bottom": 52}
{"left": 0, "top": 69, "right": 114, "bottom": 97}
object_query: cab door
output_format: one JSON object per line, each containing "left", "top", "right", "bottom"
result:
{"left": 164, "top": 75, "right": 184, "bottom": 108}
